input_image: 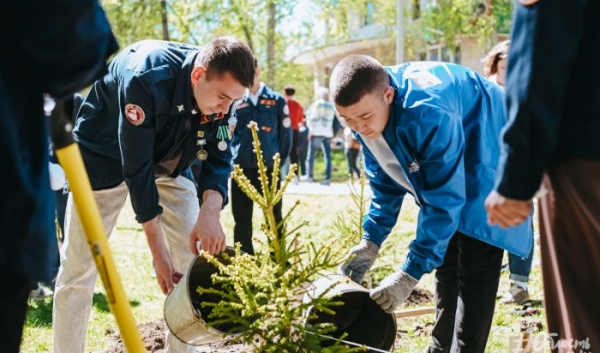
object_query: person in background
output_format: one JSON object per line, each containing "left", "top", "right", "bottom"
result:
{"left": 482, "top": 40, "right": 534, "bottom": 306}
{"left": 0, "top": 1, "right": 117, "bottom": 352}
{"left": 52, "top": 37, "right": 255, "bottom": 353}
{"left": 485, "top": 0, "right": 600, "bottom": 349}
{"left": 344, "top": 126, "right": 361, "bottom": 180}
{"left": 283, "top": 85, "right": 305, "bottom": 184}
{"left": 297, "top": 119, "right": 310, "bottom": 179}
{"left": 332, "top": 54, "right": 533, "bottom": 353}
{"left": 305, "top": 87, "right": 336, "bottom": 185}
{"left": 230, "top": 58, "right": 292, "bottom": 255}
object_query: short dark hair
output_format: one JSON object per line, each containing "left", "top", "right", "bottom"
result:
{"left": 197, "top": 36, "right": 256, "bottom": 88}
{"left": 284, "top": 85, "right": 295, "bottom": 96}
{"left": 329, "top": 55, "right": 389, "bottom": 107}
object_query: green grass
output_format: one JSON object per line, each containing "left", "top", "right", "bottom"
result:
{"left": 21, "top": 187, "right": 547, "bottom": 352}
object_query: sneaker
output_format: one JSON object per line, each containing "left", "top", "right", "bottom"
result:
{"left": 291, "top": 176, "right": 299, "bottom": 185}
{"left": 499, "top": 283, "right": 530, "bottom": 305}
{"left": 29, "top": 283, "right": 53, "bottom": 301}
{"left": 319, "top": 179, "right": 331, "bottom": 186}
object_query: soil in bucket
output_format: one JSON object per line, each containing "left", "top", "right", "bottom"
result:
{"left": 188, "top": 247, "right": 243, "bottom": 334}
{"left": 307, "top": 290, "right": 396, "bottom": 352}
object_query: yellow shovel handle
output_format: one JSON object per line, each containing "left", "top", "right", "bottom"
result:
{"left": 56, "top": 143, "right": 146, "bottom": 353}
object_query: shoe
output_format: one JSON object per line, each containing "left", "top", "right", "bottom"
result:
{"left": 299, "top": 175, "right": 309, "bottom": 181}
{"left": 304, "top": 177, "right": 314, "bottom": 183}
{"left": 291, "top": 176, "right": 299, "bottom": 185}
{"left": 29, "top": 283, "right": 53, "bottom": 301}
{"left": 499, "top": 283, "right": 530, "bottom": 305}
{"left": 319, "top": 179, "right": 331, "bottom": 186}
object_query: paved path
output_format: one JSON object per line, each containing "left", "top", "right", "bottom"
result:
{"left": 284, "top": 181, "right": 371, "bottom": 196}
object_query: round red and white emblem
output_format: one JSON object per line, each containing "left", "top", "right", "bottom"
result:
{"left": 124, "top": 104, "right": 145, "bottom": 126}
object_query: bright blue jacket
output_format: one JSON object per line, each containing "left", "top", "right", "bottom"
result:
{"left": 360, "top": 62, "right": 533, "bottom": 280}
{"left": 230, "top": 85, "right": 292, "bottom": 168}
{"left": 74, "top": 40, "right": 233, "bottom": 223}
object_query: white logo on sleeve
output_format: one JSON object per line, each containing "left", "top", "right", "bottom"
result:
{"left": 283, "top": 104, "right": 290, "bottom": 116}
{"left": 282, "top": 117, "right": 291, "bottom": 128}
{"left": 125, "top": 104, "right": 145, "bottom": 126}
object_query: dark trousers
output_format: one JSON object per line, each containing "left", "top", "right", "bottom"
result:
{"left": 1, "top": 267, "right": 31, "bottom": 353}
{"left": 231, "top": 167, "right": 283, "bottom": 255}
{"left": 289, "top": 130, "right": 302, "bottom": 175}
{"left": 346, "top": 147, "right": 360, "bottom": 177}
{"left": 539, "top": 160, "right": 600, "bottom": 352}
{"left": 429, "top": 231, "right": 503, "bottom": 353}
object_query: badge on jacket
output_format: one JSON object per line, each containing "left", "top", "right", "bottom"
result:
{"left": 125, "top": 104, "right": 145, "bottom": 126}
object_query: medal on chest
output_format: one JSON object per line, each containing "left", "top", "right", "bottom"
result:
{"left": 227, "top": 116, "right": 237, "bottom": 140}
{"left": 216, "top": 125, "right": 229, "bottom": 151}
{"left": 196, "top": 130, "right": 208, "bottom": 161}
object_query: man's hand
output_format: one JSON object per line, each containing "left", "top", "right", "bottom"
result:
{"left": 370, "top": 270, "right": 418, "bottom": 313}
{"left": 152, "top": 246, "right": 183, "bottom": 295}
{"left": 484, "top": 191, "right": 532, "bottom": 228}
{"left": 338, "top": 239, "right": 379, "bottom": 283}
{"left": 189, "top": 190, "right": 227, "bottom": 255}
{"left": 142, "top": 216, "right": 183, "bottom": 295}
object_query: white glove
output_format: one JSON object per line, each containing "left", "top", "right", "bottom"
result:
{"left": 338, "top": 239, "right": 379, "bottom": 283}
{"left": 370, "top": 270, "right": 418, "bottom": 313}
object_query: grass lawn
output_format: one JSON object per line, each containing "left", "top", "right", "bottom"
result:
{"left": 21, "top": 183, "right": 547, "bottom": 353}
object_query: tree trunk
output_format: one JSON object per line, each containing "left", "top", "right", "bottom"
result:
{"left": 161, "top": 0, "right": 169, "bottom": 40}
{"left": 266, "top": 0, "right": 276, "bottom": 88}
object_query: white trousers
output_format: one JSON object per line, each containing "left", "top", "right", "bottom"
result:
{"left": 52, "top": 176, "right": 198, "bottom": 353}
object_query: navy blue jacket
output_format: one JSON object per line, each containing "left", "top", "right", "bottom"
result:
{"left": 496, "top": 0, "right": 600, "bottom": 199}
{"left": 74, "top": 40, "right": 234, "bottom": 223}
{"left": 0, "top": 0, "right": 117, "bottom": 282}
{"left": 230, "top": 85, "right": 292, "bottom": 168}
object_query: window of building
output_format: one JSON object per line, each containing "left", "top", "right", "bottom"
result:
{"left": 421, "top": 44, "right": 461, "bottom": 64}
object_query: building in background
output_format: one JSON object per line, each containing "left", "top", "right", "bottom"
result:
{"left": 292, "top": 0, "right": 511, "bottom": 92}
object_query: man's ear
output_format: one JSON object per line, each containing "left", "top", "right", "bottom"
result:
{"left": 191, "top": 66, "right": 206, "bottom": 85}
{"left": 383, "top": 86, "right": 394, "bottom": 104}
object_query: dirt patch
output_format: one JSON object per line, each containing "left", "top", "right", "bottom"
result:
{"left": 402, "top": 286, "right": 435, "bottom": 307}
{"left": 105, "top": 288, "right": 434, "bottom": 353}
{"left": 104, "top": 319, "right": 252, "bottom": 353}
{"left": 105, "top": 319, "right": 167, "bottom": 353}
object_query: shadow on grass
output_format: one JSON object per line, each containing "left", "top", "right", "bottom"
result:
{"left": 26, "top": 300, "right": 54, "bottom": 328}
{"left": 93, "top": 292, "right": 140, "bottom": 312}
{"left": 26, "top": 293, "right": 141, "bottom": 327}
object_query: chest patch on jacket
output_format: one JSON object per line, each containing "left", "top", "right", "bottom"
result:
{"left": 125, "top": 104, "right": 145, "bottom": 126}
{"left": 260, "top": 99, "right": 276, "bottom": 106}
{"left": 407, "top": 70, "right": 442, "bottom": 89}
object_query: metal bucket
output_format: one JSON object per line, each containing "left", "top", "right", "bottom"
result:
{"left": 164, "top": 247, "right": 241, "bottom": 345}
{"left": 303, "top": 274, "right": 397, "bottom": 352}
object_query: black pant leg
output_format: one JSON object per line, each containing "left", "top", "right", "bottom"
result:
{"left": 290, "top": 130, "right": 300, "bottom": 168}
{"left": 1, "top": 268, "right": 31, "bottom": 353}
{"left": 455, "top": 232, "right": 503, "bottom": 353}
{"left": 430, "top": 233, "right": 459, "bottom": 353}
{"left": 231, "top": 170, "right": 256, "bottom": 255}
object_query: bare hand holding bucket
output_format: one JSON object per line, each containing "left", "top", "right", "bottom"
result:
{"left": 189, "top": 190, "right": 227, "bottom": 255}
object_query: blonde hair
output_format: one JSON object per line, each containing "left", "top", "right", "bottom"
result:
{"left": 481, "top": 40, "right": 510, "bottom": 78}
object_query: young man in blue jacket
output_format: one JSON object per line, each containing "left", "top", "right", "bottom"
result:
{"left": 52, "top": 37, "right": 255, "bottom": 353}
{"left": 1, "top": 1, "right": 117, "bottom": 351}
{"left": 230, "top": 58, "right": 292, "bottom": 255}
{"left": 332, "top": 55, "right": 533, "bottom": 352}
